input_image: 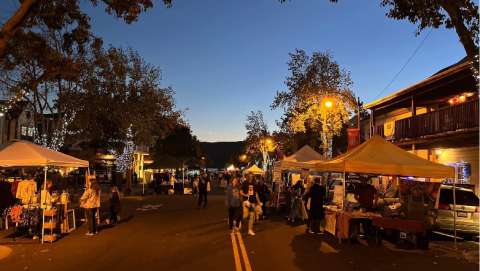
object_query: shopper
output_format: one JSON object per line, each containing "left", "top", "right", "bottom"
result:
{"left": 226, "top": 177, "right": 242, "bottom": 232}
{"left": 193, "top": 176, "right": 199, "bottom": 197}
{"left": 197, "top": 173, "right": 209, "bottom": 208}
{"left": 256, "top": 177, "right": 270, "bottom": 219}
{"left": 288, "top": 180, "right": 306, "bottom": 223}
{"left": 109, "top": 186, "right": 121, "bottom": 225}
{"left": 304, "top": 178, "right": 325, "bottom": 234}
{"left": 80, "top": 181, "right": 101, "bottom": 235}
{"left": 241, "top": 174, "right": 260, "bottom": 236}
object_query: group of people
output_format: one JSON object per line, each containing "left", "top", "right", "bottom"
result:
{"left": 79, "top": 177, "right": 121, "bottom": 236}
{"left": 225, "top": 173, "right": 271, "bottom": 236}
{"left": 288, "top": 177, "right": 326, "bottom": 235}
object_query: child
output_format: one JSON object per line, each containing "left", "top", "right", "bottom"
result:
{"left": 109, "top": 186, "right": 121, "bottom": 224}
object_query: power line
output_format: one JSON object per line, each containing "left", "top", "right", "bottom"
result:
{"left": 374, "top": 28, "right": 433, "bottom": 100}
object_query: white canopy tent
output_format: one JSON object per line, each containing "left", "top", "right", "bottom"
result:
{"left": 0, "top": 140, "right": 89, "bottom": 243}
{"left": 273, "top": 145, "right": 324, "bottom": 171}
{"left": 0, "top": 140, "right": 89, "bottom": 168}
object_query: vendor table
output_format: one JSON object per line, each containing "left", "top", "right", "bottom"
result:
{"left": 324, "top": 208, "right": 381, "bottom": 243}
{"left": 371, "top": 217, "right": 430, "bottom": 249}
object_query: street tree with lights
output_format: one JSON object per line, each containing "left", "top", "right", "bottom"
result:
{"left": 272, "top": 49, "right": 357, "bottom": 158}
{"left": 244, "top": 110, "right": 276, "bottom": 171}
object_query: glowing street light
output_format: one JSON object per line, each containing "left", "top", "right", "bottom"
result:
{"left": 324, "top": 100, "right": 333, "bottom": 108}
{"left": 239, "top": 154, "right": 247, "bottom": 162}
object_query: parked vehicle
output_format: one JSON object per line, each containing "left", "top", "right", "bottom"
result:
{"left": 431, "top": 185, "right": 479, "bottom": 237}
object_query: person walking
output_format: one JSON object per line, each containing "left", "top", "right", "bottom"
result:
{"left": 109, "top": 186, "right": 121, "bottom": 225}
{"left": 256, "top": 177, "right": 271, "bottom": 220}
{"left": 304, "top": 178, "right": 325, "bottom": 234}
{"left": 192, "top": 176, "right": 199, "bottom": 197}
{"left": 80, "top": 181, "right": 101, "bottom": 235}
{"left": 226, "top": 177, "right": 242, "bottom": 232}
{"left": 288, "top": 180, "right": 306, "bottom": 223}
{"left": 241, "top": 174, "right": 260, "bottom": 236}
{"left": 197, "top": 173, "right": 209, "bottom": 208}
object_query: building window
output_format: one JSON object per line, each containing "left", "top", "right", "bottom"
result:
{"left": 21, "top": 126, "right": 28, "bottom": 136}
{"left": 28, "top": 127, "right": 35, "bottom": 137}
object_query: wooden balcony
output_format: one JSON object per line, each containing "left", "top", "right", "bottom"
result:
{"left": 393, "top": 99, "right": 479, "bottom": 142}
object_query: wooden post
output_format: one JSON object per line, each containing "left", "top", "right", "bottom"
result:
{"left": 369, "top": 109, "right": 375, "bottom": 138}
{"left": 411, "top": 96, "right": 416, "bottom": 117}
{"left": 453, "top": 164, "right": 458, "bottom": 249}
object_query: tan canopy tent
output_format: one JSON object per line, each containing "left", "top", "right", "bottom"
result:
{"left": 273, "top": 145, "right": 324, "bottom": 171}
{"left": 312, "top": 135, "right": 455, "bottom": 179}
{"left": 0, "top": 140, "right": 89, "bottom": 168}
{"left": 244, "top": 164, "right": 264, "bottom": 175}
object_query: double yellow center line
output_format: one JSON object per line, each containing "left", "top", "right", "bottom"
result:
{"left": 230, "top": 232, "right": 253, "bottom": 271}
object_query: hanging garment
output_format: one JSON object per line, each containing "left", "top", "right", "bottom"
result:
{"left": 9, "top": 205, "right": 24, "bottom": 223}
{"left": 16, "top": 180, "right": 37, "bottom": 204}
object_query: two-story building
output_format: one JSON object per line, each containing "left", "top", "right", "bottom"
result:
{"left": 364, "top": 58, "right": 478, "bottom": 189}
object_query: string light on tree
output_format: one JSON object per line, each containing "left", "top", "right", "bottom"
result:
{"left": 0, "top": 90, "right": 29, "bottom": 115}
{"left": 34, "top": 111, "right": 76, "bottom": 151}
{"left": 116, "top": 125, "right": 136, "bottom": 172}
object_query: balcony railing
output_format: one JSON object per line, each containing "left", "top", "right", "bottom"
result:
{"left": 394, "top": 99, "right": 479, "bottom": 141}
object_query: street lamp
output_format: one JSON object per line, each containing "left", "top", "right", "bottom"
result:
{"left": 324, "top": 100, "right": 333, "bottom": 108}
{"left": 321, "top": 97, "right": 335, "bottom": 158}
{"left": 239, "top": 154, "right": 247, "bottom": 162}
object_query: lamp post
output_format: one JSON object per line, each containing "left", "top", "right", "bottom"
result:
{"left": 259, "top": 137, "right": 275, "bottom": 172}
{"left": 321, "top": 98, "right": 334, "bottom": 159}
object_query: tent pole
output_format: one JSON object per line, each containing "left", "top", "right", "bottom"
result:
{"left": 453, "top": 164, "right": 458, "bottom": 249}
{"left": 41, "top": 166, "right": 47, "bottom": 244}
{"left": 343, "top": 170, "right": 346, "bottom": 210}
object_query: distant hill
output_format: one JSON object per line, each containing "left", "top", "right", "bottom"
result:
{"left": 200, "top": 141, "right": 245, "bottom": 169}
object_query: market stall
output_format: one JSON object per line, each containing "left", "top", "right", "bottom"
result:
{"left": 0, "top": 140, "right": 89, "bottom": 243}
{"left": 244, "top": 164, "right": 264, "bottom": 175}
{"left": 272, "top": 145, "right": 324, "bottom": 209}
{"left": 313, "top": 136, "right": 455, "bottom": 248}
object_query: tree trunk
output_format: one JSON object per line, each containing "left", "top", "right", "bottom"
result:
{"left": 0, "top": 0, "right": 38, "bottom": 58}
{"left": 440, "top": 1, "right": 478, "bottom": 61}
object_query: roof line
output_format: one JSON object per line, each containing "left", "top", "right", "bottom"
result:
{"left": 364, "top": 60, "right": 472, "bottom": 110}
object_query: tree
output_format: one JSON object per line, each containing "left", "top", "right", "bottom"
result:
{"left": 62, "top": 45, "right": 182, "bottom": 152}
{"left": 152, "top": 125, "right": 201, "bottom": 169}
{"left": 0, "top": 0, "right": 174, "bottom": 58}
{"left": 272, "top": 49, "right": 356, "bottom": 158}
{"left": 279, "top": 1, "right": 478, "bottom": 65}
{"left": 379, "top": 0, "right": 478, "bottom": 63}
{"left": 244, "top": 110, "right": 276, "bottom": 171}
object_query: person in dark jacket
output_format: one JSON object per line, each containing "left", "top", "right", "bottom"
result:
{"left": 197, "top": 173, "right": 209, "bottom": 208}
{"left": 256, "top": 177, "right": 271, "bottom": 219}
{"left": 304, "top": 178, "right": 325, "bottom": 234}
{"left": 109, "top": 186, "right": 121, "bottom": 224}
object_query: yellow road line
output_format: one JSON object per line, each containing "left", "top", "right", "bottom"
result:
{"left": 231, "top": 233, "right": 243, "bottom": 271}
{"left": 235, "top": 232, "right": 253, "bottom": 271}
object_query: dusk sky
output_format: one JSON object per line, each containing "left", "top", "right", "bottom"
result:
{"left": 84, "top": 0, "right": 465, "bottom": 142}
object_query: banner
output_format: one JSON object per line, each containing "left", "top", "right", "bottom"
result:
{"left": 347, "top": 128, "right": 360, "bottom": 150}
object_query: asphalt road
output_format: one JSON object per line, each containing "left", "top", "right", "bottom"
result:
{"left": 0, "top": 194, "right": 478, "bottom": 271}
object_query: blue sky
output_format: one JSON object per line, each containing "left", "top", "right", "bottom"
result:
{"left": 83, "top": 0, "right": 465, "bottom": 142}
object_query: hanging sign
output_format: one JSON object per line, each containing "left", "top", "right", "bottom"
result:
{"left": 347, "top": 128, "right": 360, "bottom": 150}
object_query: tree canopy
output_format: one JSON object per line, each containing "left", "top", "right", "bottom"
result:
{"left": 272, "top": 49, "right": 356, "bottom": 157}
{"left": 0, "top": 0, "right": 173, "bottom": 58}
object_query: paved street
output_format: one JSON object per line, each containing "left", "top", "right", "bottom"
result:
{"left": 1, "top": 194, "right": 478, "bottom": 271}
